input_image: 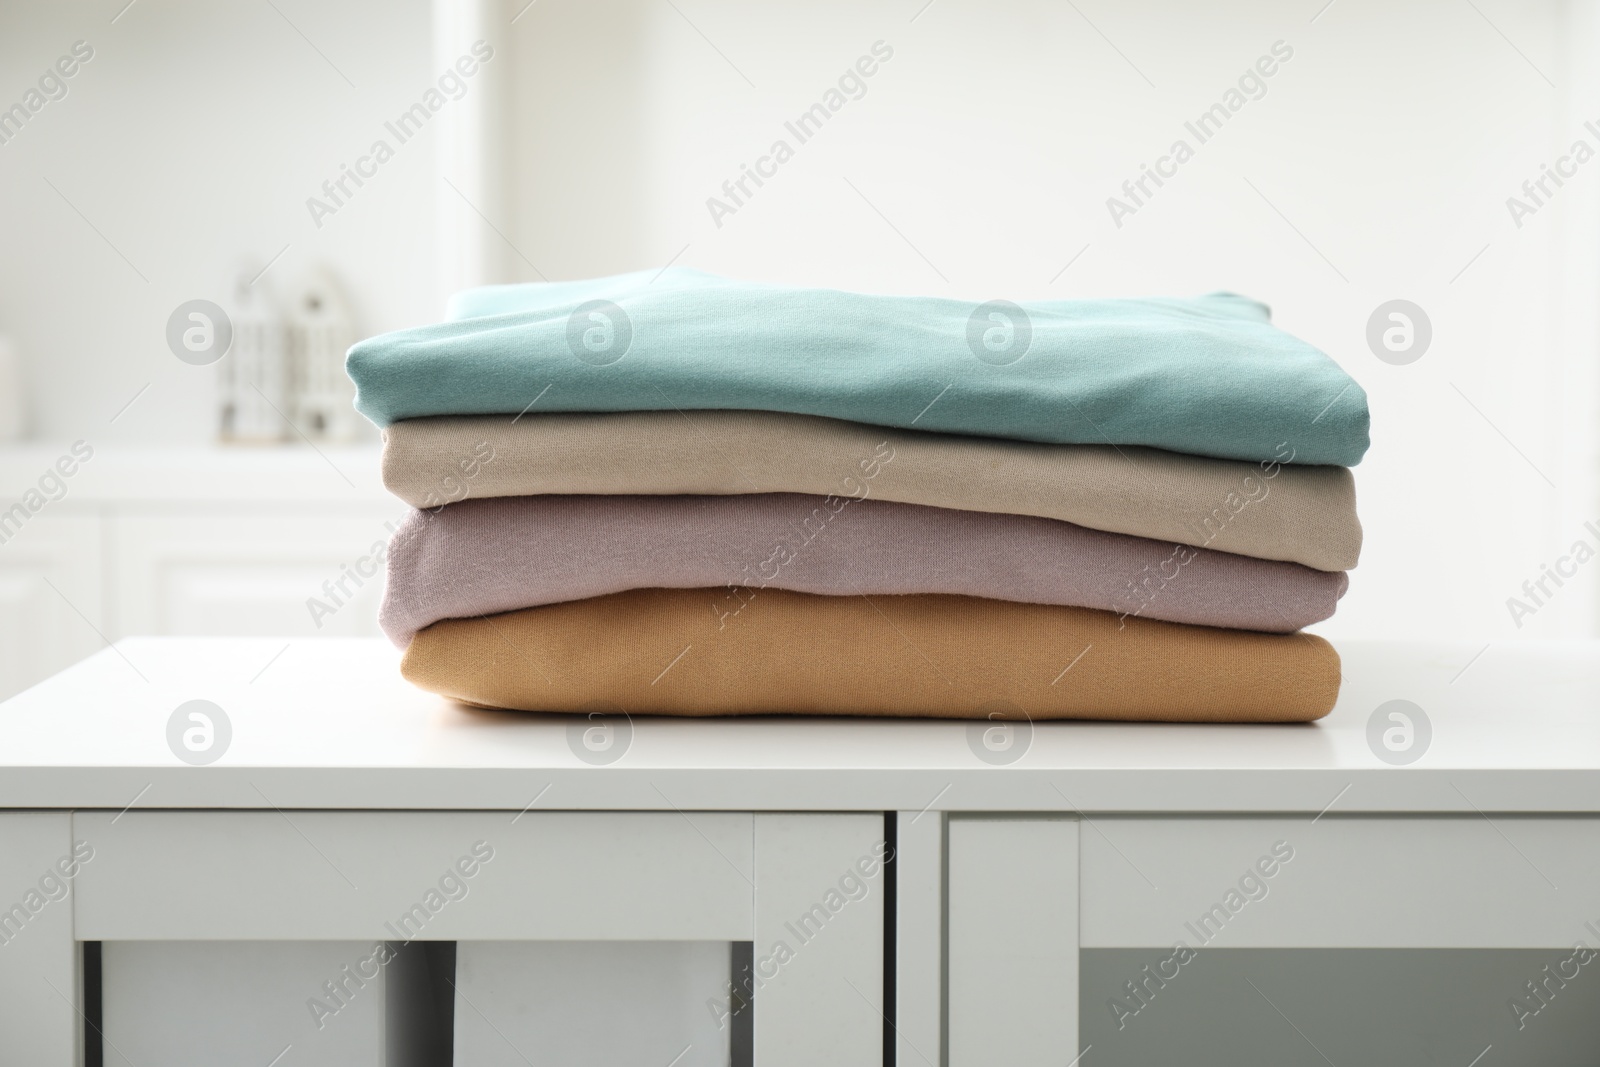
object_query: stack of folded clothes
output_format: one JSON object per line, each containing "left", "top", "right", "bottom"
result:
{"left": 347, "top": 269, "right": 1366, "bottom": 723}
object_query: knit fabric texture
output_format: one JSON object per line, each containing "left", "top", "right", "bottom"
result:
{"left": 381, "top": 410, "right": 1361, "bottom": 571}
{"left": 380, "top": 493, "right": 1348, "bottom": 646}
{"left": 401, "top": 587, "right": 1342, "bottom": 722}
{"left": 348, "top": 268, "right": 1369, "bottom": 465}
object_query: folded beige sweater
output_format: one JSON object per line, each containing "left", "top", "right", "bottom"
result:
{"left": 402, "top": 588, "right": 1341, "bottom": 722}
{"left": 383, "top": 411, "right": 1361, "bottom": 571}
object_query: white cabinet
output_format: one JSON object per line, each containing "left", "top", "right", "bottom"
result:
{"left": 108, "top": 511, "right": 401, "bottom": 640}
{"left": 0, "top": 515, "right": 104, "bottom": 701}
{"left": 453, "top": 942, "right": 731, "bottom": 1067}
{"left": 0, "top": 815, "right": 78, "bottom": 1067}
{"left": 0, "top": 444, "right": 403, "bottom": 701}
{"left": 5, "top": 639, "right": 1600, "bottom": 1067}
{"left": 55, "top": 810, "right": 885, "bottom": 1067}
{"left": 73, "top": 811, "right": 756, "bottom": 941}
{"left": 946, "top": 817, "right": 1080, "bottom": 1067}
{"left": 750, "top": 814, "right": 886, "bottom": 1067}
{"left": 103, "top": 941, "right": 390, "bottom": 1067}
{"left": 1079, "top": 816, "right": 1600, "bottom": 949}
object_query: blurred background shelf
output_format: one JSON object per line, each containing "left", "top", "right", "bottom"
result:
{"left": 0, "top": 443, "right": 386, "bottom": 502}
{"left": 0, "top": 444, "right": 398, "bottom": 700}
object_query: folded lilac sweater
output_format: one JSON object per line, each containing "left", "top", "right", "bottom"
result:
{"left": 379, "top": 494, "right": 1346, "bottom": 647}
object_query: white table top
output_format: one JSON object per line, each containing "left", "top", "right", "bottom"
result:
{"left": 0, "top": 637, "right": 1596, "bottom": 814}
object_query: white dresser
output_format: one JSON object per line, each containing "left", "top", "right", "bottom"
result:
{"left": 0, "top": 638, "right": 1597, "bottom": 1065}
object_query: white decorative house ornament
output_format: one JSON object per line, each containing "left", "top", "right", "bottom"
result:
{"left": 217, "top": 269, "right": 289, "bottom": 444}
{"left": 287, "top": 267, "right": 360, "bottom": 443}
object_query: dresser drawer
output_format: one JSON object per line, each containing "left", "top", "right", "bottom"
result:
{"left": 73, "top": 810, "right": 754, "bottom": 941}
{"left": 1080, "top": 816, "right": 1600, "bottom": 948}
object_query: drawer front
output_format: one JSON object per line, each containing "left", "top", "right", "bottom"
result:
{"left": 1081, "top": 816, "right": 1600, "bottom": 948}
{"left": 74, "top": 810, "right": 753, "bottom": 941}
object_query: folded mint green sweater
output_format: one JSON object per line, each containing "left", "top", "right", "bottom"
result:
{"left": 347, "top": 268, "right": 1369, "bottom": 465}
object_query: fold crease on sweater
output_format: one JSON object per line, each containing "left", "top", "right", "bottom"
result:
{"left": 401, "top": 587, "right": 1342, "bottom": 722}
{"left": 380, "top": 493, "right": 1348, "bottom": 646}
{"left": 348, "top": 267, "right": 1369, "bottom": 465}
{"left": 381, "top": 410, "right": 1362, "bottom": 571}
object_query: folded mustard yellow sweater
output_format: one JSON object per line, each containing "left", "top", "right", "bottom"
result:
{"left": 383, "top": 410, "right": 1361, "bottom": 571}
{"left": 401, "top": 588, "right": 1341, "bottom": 722}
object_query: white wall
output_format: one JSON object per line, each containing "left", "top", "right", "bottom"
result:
{"left": 500, "top": 0, "right": 1597, "bottom": 642}
{"left": 1, "top": 0, "right": 1595, "bottom": 643}
{"left": 0, "top": 0, "right": 439, "bottom": 446}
